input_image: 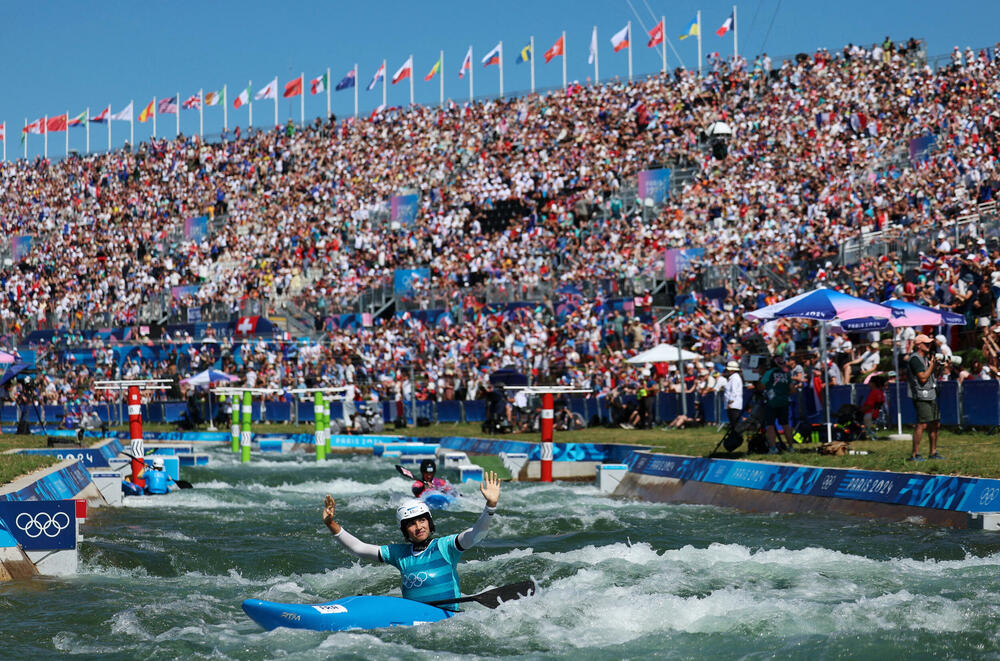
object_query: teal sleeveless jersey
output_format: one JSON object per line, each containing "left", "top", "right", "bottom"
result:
{"left": 380, "top": 534, "right": 463, "bottom": 607}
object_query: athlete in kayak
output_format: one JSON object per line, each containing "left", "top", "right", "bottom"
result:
{"left": 322, "top": 470, "right": 501, "bottom": 608}
{"left": 411, "top": 458, "right": 452, "bottom": 497}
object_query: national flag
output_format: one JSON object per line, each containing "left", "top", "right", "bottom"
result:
{"left": 234, "top": 316, "right": 260, "bottom": 336}
{"left": 648, "top": 19, "right": 664, "bottom": 48}
{"left": 544, "top": 35, "right": 564, "bottom": 63}
{"left": 110, "top": 102, "right": 133, "bottom": 121}
{"left": 90, "top": 106, "right": 110, "bottom": 122}
{"left": 392, "top": 56, "right": 413, "bottom": 84}
{"left": 45, "top": 114, "right": 68, "bottom": 132}
{"left": 610, "top": 25, "right": 630, "bottom": 52}
{"left": 204, "top": 89, "right": 224, "bottom": 106}
{"left": 310, "top": 72, "right": 328, "bottom": 94}
{"left": 424, "top": 59, "right": 441, "bottom": 81}
{"left": 138, "top": 99, "right": 155, "bottom": 123}
{"left": 23, "top": 118, "right": 45, "bottom": 135}
{"left": 183, "top": 93, "right": 201, "bottom": 109}
{"left": 367, "top": 62, "right": 386, "bottom": 91}
{"left": 233, "top": 86, "right": 250, "bottom": 109}
{"left": 283, "top": 75, "right": 303, "bottom": 98}
{"left": 68, "top": 110, "right": 87, "bottom": 127}
{"left": 588, "top": 27, "right": 598, "bottom": 64}
{"left": 335, "top": 69, "right": 355, "bottom": 91}
{"left": 679, "top": 16, "right": 699, "bottom": 40}
{"left": 716, "top": 11, "right": 734, "bottom": 37}
{"left": 255, "top": 78, "right": 278, "bottom": 101}
{"left": 482, "top": 42, "right": 501, "bottom": 67}
{"left": 517, "top": 43, "right": 532, "bottom": 64}
{"left": 459, "top": 46, "right": 473, "bottom": 78}
{"left": 157, "top": 95, "right": 178, "bottom": 114}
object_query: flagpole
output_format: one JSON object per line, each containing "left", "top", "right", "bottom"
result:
{"left": 409, "top": 55, "right": 414, "bottom": 106}
{"left": 594, "top": 27, "right": 599, "bottom": 84}
{"left": 499, "top": 41, "right": 504, "bottom": 98}
{"left": 300, "top": 72, "right": 305, "bottom": 125}
{"left": 697, "top": 11, "right": 702, "bottom": 77}
{"left": 106, "top": 106, "right": 111, "bottom": 152}
{"left": 382, "top": 59, "right": 387, "bottom": 108}
{"left": 223, "top": 85, "right": 228, "bottom": 133}
{"left": 353, "top": 64, "right": 359, "bottom": 118}
{"left": 469, "top": 46, "right": 474, "bottom": 102}
{"left": 44, "top": 115, "right": 47, "bottom": 159}
{"left": 65, "top": 110, "right": 69, "bottom": 156}
{"left": 562, "top": 31, "right": 567, "bottom": 90}
{"left": 85, "top": 107, "right": 90, "bottom": 154}
{"left": 130, "top": 100, "right": 134, "bottom": 146}
{"left": 530, "top": 36, "right": 535, "bottom": 94}
{"left": 274, "top": 78, "right": 278, "bottom": 128}
{"left": 248, "top": 81, "right": 253, "bottom": 129}
{"left": 176, "top": 92, "right": 180, "bottom": 137}
{"left": 733, "top": 4, "right": 738, "bottom": 59}
{"left": 661, "top": 16, "right": 667, "bottom": 73}
{"left": 199, "top": 89, "right": 204, "bottom": 137}
{"left": 23, "top": 118, "right": 27, "bottom": 159}
{"left": 439, "top": 50, "right": 444, "bottom": 107}
{"left": 152, "top": 96, "right": 157, "bottom": 139}
{"left": 627, "top": 22, "right": 633, "bottom": 82}
{"left": 326, "top": 67, "right": 331, "bottom": 119}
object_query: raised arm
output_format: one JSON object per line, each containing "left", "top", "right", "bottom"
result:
{"left": 323, "top": 494, "right": 382, "bottom": 562}
{"left": 456, "top": 471, "right": 500, "bottom": 551}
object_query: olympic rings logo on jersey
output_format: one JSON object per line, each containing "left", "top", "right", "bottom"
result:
{"left": 402, "top": 571, "right": 430, "bottom": 589}
{"left": 14, "top": 511, "right": 71, "bottom": 538}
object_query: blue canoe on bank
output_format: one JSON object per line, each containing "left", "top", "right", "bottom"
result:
{"left": 242, "top": 594, "right": 455, "bottom": 631}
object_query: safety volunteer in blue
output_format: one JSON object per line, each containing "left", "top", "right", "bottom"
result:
{"left": 322, "top": 470, "right": 501, "bottom": 609}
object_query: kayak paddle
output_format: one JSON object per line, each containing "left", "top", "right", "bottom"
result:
{"left": 425, "top": 580, "right": 536, "bottom": 609}
{"left": 395, "top": 464, "right": 416, "bottom": 480}
{"left": 121, "top": 451, "right": 193, "bottom": 489}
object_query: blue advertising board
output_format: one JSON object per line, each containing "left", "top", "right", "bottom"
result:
{"left": 637, "top": 168, "right": 671, "bottom": 205}
{"left": 390, "top": 194, "right": 420, "bottom": 226}
{"left": 393, "top": 268, "right": 431, "bottom": 296}
{"left": 0, "top": 500, "right": 76, "bottom": 550}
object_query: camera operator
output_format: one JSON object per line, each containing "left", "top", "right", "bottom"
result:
{"left": 907, "top": 334, "right": 942, "bottom": 462}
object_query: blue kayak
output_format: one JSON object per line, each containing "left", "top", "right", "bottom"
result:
{"left": 242, "top": 594, "right": 454, "bottom": 631}
{"left": 420, "top": 488, "right": 458, "bottom": 509}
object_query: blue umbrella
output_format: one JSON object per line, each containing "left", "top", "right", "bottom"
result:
{"left": 746, "top": 288, "right": 896, "bottom": 439}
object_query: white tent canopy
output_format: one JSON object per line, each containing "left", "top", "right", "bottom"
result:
{"left": 626, "top": 343, "right": 702, "bottom": 364}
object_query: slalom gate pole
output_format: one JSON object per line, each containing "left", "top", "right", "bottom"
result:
{"left": 540, "top": 393, "right": 554, "bottom": 482}
{"left": 322, "top": 394, "right": 331, "bottom": 456}
{"left": 315, "top": 392, "right": 326, "bottom": 461}
{"left": 230, "top": 393, "right": 240, "bottom": 452}
{"left": 127, "top": 385, "right": 146, "bottom": 488}
{"left": 240, "top": 391, "right": 252, "bottom": 463}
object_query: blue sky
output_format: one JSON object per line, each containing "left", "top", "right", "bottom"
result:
{"left": 4, "top": 0, "right": 1000, "bottom": 159}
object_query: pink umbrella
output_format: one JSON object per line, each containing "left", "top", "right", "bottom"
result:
{"left": 0, "top": 351, "right": 15, "bottom": 365}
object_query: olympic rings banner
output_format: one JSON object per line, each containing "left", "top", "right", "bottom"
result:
{"left": 0, "top": 500, "right": 76, "bottom": 551}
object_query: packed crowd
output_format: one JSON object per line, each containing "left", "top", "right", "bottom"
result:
{"left": 4, "top": 36, "right": 1000, "bottom": 416}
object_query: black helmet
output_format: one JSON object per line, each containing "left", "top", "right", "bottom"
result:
{"left": 420, "top": 459, "right": 436, "bottom": 474}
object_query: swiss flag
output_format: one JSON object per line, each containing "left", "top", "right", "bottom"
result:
{"left": 544, "top": 35, "right": 565, "bottom": 63}
{"left": 648, "top": 20, "right": 664, "bottom": 48}
{"left": 235, "top": 316, "right": 259, "bottom": 335}
{"left": 283, "top": 76, "right": 303, "bottom": 98}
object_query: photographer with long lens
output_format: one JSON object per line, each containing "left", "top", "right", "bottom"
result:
{"left": 907, "top": 334, "right": 942, "bottom": 462}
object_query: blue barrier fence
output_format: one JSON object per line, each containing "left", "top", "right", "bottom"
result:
{"left": 8, "top": 381, "right": 999, "bottom": 429}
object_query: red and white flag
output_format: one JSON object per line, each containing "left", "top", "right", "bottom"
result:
{"left": 0, "top": 123, "right": 5, "bottom": 141}
{"left": 233, "top": 86, "right": 250, "bottom": 109}
{"left": 611, "top": 25, "right": 630, "bottom": 52}
{"left": 234, "top": 316, "right": 260, "bottom": 335}
{"left": 716, "top": 11, "right": 734, "bottom": 37}
{"left": 648, "top": 19, "right": 664, "bottom": 48}
{"left": 183, "top": 93, "right": 201, "bottom": 109}
{"left": 255, "top": 77, "right": 278, "bottom": 101}
{"left": 459, "top": 46, "right": 473, "bottom": 78}
{"left": 392, "top": 56, "right": 413, "bottom": 84}
{"left": 23, "top": 118, "right": 45, "bottom": 135}
{"left": 283, "top": 75, "right": 303, "bottom": 98}
{"left": 544, "top": 35, "right": 565, "bottom": 63}
{"left": 91, "top": 106, "right": 110, "bottom": 122}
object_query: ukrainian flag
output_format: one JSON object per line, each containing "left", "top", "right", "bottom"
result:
{"left": 516, "top": 43, "right": 532, "bottom": 63}
{"left": 679, "top": 16, "right": 699, "bottom": 40}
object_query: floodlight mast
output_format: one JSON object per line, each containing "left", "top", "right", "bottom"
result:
{"left": 503, "top": 386, "right": 592, "bottom": 482}
{"left": 94, "top": 379, "right": 173, "bottom": 488}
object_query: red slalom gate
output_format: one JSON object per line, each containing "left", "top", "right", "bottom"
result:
{"left": 540, "top": 393, "right": 554, "bottom": 482}
{"left": 95, "top": 379, "right": 173, "bottom": 490}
